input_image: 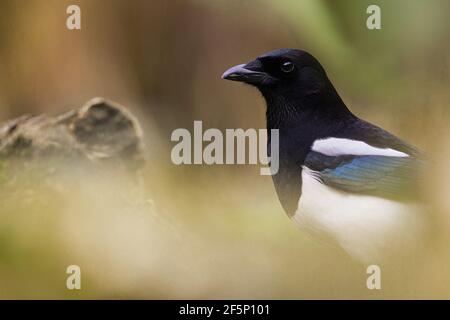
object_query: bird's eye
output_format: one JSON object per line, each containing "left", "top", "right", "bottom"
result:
{"left": 280, "top": 61, "right": 295, "bottom": 73}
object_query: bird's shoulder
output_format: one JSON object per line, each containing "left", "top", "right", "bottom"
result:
{"left": 336, "top": 117, "right": 421, "bottom": 156}
{"left": 303, "top": 118, "right": 424, "bottom": 201}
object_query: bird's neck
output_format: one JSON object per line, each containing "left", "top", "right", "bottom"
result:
{"left": 264, "top": 86, "right": 353, "bottom": 132}
{"left": 263, "top": 88, "right": 354, "bottom": 217}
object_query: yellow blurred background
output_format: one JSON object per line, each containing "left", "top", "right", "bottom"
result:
{"left": 0, "top": 0, "right": 449, "bottom": 299}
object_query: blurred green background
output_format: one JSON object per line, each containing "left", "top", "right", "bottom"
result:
{"left": 0, "top": 0, "right": 449, "bottom": 299}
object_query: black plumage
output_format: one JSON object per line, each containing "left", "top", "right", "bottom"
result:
{"left": 222, "top": 49, "right": 423, "bottom": 216}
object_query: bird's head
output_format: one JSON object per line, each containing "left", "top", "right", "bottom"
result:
{"left": 222, "top": 49, "right": 350, "bottom": 127}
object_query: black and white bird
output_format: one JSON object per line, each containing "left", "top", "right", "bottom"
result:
{"left": 222, "top": 49, "right": 427, "bottom": 264}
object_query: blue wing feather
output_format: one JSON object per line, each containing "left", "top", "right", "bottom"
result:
{"left": 304, "top": 152, "right": 424, "bottom": 201}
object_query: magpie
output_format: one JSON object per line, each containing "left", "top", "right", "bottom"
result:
{"left": 222, "top": 49, "right": 427, "bottom": 263}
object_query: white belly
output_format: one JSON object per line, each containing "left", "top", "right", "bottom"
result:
{"left": 292, "top": 167, "right": 425, "bottom": 264}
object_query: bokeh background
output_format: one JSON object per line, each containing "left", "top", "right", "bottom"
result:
{"left": 0, "top": 0, "right": 449, "bottom": 299}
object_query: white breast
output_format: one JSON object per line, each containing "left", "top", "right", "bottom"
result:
{"left": 292, "top": 167, "right": 425, "bottom": 264}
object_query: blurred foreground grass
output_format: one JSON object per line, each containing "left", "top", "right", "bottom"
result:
{"left": 1, "top": 140, "right": 450, "bottom": 299}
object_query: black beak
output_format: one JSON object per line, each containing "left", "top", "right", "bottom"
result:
{"left": 221, "top": 61, "right": 271, "bottom": 85}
